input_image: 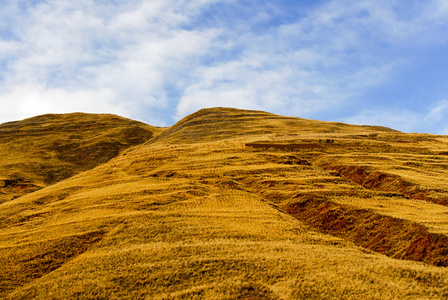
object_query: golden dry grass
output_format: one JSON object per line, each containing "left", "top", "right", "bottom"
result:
{"left": 2, "top": 107, "right": 448, "bottom": 299}
{"left": 0, "top": 113, "right": 161, "bottom": 204}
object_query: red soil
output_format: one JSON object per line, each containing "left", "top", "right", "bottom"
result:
{"left": 246, "top": 143, "right": 323, "bottom": 149}
{"left": 321, "top": 164, "right": 448, "bottom": 206}
{"left": 287, "top": 197, "right": 448, "bottom": 266}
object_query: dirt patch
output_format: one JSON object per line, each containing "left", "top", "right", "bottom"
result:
{"left": 1, "top": 179, "right": 37, "bottom": 190}
{"left": 320, "top": 163, "right": 448, "bottom": 206}
{"left": 246, "top": 142, "right": 393, "bottom": 151}
{"left": 246, "top": 143, "right": 323, "bottom": 150}
{"left": 149, "top": 170, "right": 177, "bottom": 178}
{"left": 261, "top": 154, "right": 310, "bottom": 166}
{"left": 0, "top": 178, "right": 41, "bottom": 203}
{"left": 336, "top": 165, "right": 409, "bottom": 191}
{"left": 287, "top": 196, "right": 448, "bottom": 266}
{"left": 278, "top": 155, "right": 310, "bottom": 165}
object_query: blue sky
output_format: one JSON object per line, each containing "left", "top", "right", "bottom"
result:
{"left": 0, "top": 0, "right": 447, "bottom": 133}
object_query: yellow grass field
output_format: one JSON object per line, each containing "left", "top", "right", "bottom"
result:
{"left": 2, "top": 107, "right": 448, "bottom": 299}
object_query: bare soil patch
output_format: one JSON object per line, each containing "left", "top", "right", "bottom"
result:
{"left": 322, "top": 164, "right": 448, "bottom": 206}
{"left": 287, "top": 196, "right": 448, "bottom": 266}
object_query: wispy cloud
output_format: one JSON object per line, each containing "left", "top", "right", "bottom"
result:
{"left": 343, "top": 99, "right": 448, "bottom": 135}
{"left": 175, "top": 0, "right": 412, "bottom": 119}
{"left": 0, "top": 0, "right": 447, "bottom": 132}
{"left": 0, "top": 0, "right": 222, "bottom": 125}
{"left": 0, "top": 84, "right": 124, "bottom": 122}
{"left": 181, "top": 0, "right": 448, "bottom": 132}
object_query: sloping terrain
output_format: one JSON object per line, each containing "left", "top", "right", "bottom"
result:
{"left": 0, "top": 113, "right": 162, "bottom": 204}
{"left": 2, "top": 107, "right": 448, "bottom": 299}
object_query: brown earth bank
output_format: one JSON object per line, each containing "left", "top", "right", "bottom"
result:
{"left": 287, "top": 196, "right": 448, "bottom": 267}
{"left": 246, "top": 143, "right": 324, "bottom": 149}
{"left": 318, "top": 162, "right": 448, "bottom": 206}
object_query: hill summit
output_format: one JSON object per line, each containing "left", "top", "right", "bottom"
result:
{"left": 2, "top": 108, "right": 448, "bottom": 299}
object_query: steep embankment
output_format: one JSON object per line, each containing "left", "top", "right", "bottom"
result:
{"left": 0, "top": 113, "right": 163, "bottom": 203}
{"left": 2, "top": 108, "right": 448, "bottom": 299}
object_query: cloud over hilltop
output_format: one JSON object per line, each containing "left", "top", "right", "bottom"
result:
{"left": 0, "top": 0, "right": 447, "bottom": 133}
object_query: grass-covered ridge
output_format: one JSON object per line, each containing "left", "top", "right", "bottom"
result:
{"left": 2, "top": 107, "right": 448, "bottom": 299}
{"left": 0, "top": 113, "right": 162, "bottom": 204}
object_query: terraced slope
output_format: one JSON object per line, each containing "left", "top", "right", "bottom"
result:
{"left": 2, "top": 108, "right": 448, "bottom": 299}
{"left": 0, "top": 113, "right": 162, "bottom": 204}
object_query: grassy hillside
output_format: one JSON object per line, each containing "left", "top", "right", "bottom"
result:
{"left": 2, "top": 108, "right": 448, "bottom": 299}
{"left": 0, "top": 113, "right": 162, "bottom": 204}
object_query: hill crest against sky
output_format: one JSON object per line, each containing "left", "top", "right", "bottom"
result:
{"left": 2, "top": 1, "right": 448, "bottom": 134}
{"left": 2, "top": 107, "right": 448, "bottom": 299}
{"left": 0, "top": 112, "right": 162, "bottom": 203}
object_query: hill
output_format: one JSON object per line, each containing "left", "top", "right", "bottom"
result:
{"left": 1, "top": 108, "right": 448, "bottom": 299}
{"left": 0, "top": 113, "right": 162, "bottom": 204}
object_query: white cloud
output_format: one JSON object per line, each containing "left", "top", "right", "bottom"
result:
{"left": 343, "top": 98, "right": 448, "bottom": 134}
{"left": 421, "top": 100, "right": 448, "bottom": 134}
{"left": 0, "top": 84, "right": 127, "bottom": 123}
{"left": 0, "top": 0, "right": 447, "bottom": 134}
{"left": 0, "top": 40, "right": 20, "bottom": 57}
{"left": 0, "top": 0, "right": 218, "bottom": 123}
{"left": 425, "top": 100, "right": 448, "bottom": 122}
{"left": 175, "top": 0, "right": 404, "bottom": 120}
{"left": 175, "top": 0, "right": 448, "bottom": 127}
{"left": 343, "top": 108, "right": 419, "bottom": 132}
